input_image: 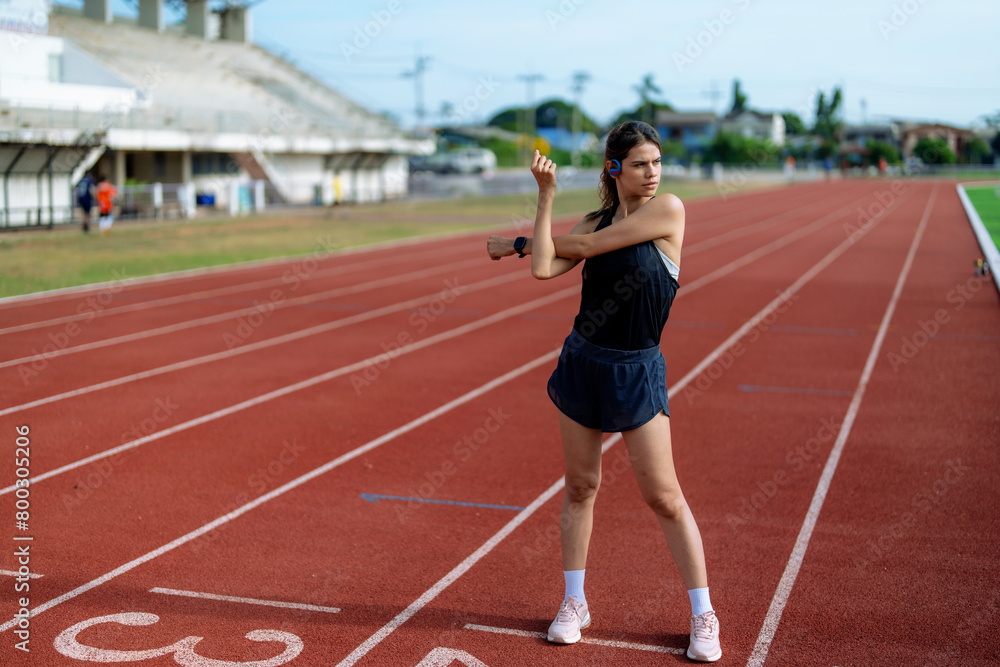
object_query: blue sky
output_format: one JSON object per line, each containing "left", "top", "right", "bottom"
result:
{"left": 65, "top": 0, "right": 999, "bottom": 130}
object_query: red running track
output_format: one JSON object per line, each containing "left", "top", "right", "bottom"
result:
{"left": 1, "top": 179, "right": 997, "bottom": 666}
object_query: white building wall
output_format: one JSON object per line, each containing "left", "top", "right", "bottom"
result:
{"left": 0, "top": 34, "right": 136, "bottom": 112}
{"left": 1, "top": 173, "right": 73, "bottom": 226}
{"left": 268, "top": 152, "right": 326, "bottom": 204}
{"left": 383, "top": 155, "right": 408, "bottom": 199}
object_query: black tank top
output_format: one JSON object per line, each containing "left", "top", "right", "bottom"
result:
{"left": 571, "top": 209, "right": 679, "bottom": 351}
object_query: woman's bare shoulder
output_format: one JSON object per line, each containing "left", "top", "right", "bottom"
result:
{"left": 649, "top": 193, "right": 685, "bottom": 216}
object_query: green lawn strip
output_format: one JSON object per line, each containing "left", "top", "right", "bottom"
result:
{"left": 964, "top": 186, "right": 1000, "bottom": 251}
{"left": 0, "top": 179, "right": 764, "bottom": 298}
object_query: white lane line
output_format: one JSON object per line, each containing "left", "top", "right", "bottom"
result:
{"left": 0, "top": 245, "right": 460, "bottom": 335}
{"left": 746, "top": 185, "right": 938, "bottom": 667}
{"left": 463, "top": 623, "right": 684, "bottom": 655}
{"left": 148, "top": 587, "right": 341, "bottom": 614}
{"left": 0, "top": 349, "right": 562, "bottom": 634}
{"left": 0, "top": 270, "right": 523, "bottom": 418}
{"left": 0, "top": 570, "right": 43, "bottom": 579}
{"left": 0, "top": 256, "right": 488, "bottom": 368}
{"left": 0, "top": 285, "right": 576, "bottom": 495}
{"left": 335, "top": 186, "right": 912, "bottom": 666}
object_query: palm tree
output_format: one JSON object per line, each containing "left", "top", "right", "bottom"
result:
{"left": 633, "top": 73, "right": 662, "bottom": 127}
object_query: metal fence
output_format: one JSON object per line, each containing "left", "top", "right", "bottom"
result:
{"left": 1, "top": 204, "right": 75, "bottom": 229}
{"left": 117, "top": 183, "right": 193, "bottom": 220}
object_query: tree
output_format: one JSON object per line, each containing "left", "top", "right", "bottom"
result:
{"left": 813, "top": 87, "right": 844, "bottom": 143}
{"left": 913, "top": 137, "right": 956, "bottom": 165}
{"left": 730, "top": 79, "right": 747, "bottom": 115}
{"left": 633, "top": 73, "right": 663, "bottom": 127}
{"left": 866, "top": 139, "right": 899, "bottom": 165}
{"left": 661, "top": 140, "right": 688, "bottom": 162}
{"left": 487, "top": 99, "right": 601, "bottom": 134}
{"left": 782, "top": 112, "right": 807, "bottom": 136}
{"left": 812, "top": 87, "right": 844, "bottom": 160}
{"left": 962, "top": 136, "right": 992, "bottom": 164}
{"left": 705, "top": 131, "right": 779, "bottom": 165}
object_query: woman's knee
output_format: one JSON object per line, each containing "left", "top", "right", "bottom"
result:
{"left": 644, "top": 489, "right": 687, "bottom": 521}
{"left": 564, "top": 473, "right": 601, "bottom": 504}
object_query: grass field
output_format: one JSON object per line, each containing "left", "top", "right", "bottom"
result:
{"left": 0, "top": 180, "right": 754, "bottom": 298}
{"left": 965, "top": 184, "right": 1000, "bottom": 249}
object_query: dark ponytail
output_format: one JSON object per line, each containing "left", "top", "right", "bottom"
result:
{"left": 587, "top": 121, "right": 662, "bottom": 221}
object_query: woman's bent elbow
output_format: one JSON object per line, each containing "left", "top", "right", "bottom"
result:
{"left": 531, "top": 266, "right": 553, "bottom": 280}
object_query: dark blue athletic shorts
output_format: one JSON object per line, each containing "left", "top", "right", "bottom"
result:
{"left": 547, "top": 329, "right": 670, "bottom": 433}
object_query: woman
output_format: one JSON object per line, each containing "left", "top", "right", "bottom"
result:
{"left": 487, "top": 121, "right": 721, "bottom": 662}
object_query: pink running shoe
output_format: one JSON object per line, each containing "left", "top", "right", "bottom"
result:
{"left": 546, "top": 595, "right": 591, "bottom": 644}
{"left": 687, "top": 610, "right": 722, "bottom": 662}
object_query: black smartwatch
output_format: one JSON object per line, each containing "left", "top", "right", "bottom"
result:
{"left": 513, "top": 236, "right": 527, "bottom": 258}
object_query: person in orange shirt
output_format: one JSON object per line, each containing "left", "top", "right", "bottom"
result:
{"left": 96, "top": 175, "right": 118, "bottom": 235}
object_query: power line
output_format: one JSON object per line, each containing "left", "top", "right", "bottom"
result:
{"left": 401, "top": 54, "right": 431, "bottom": 129}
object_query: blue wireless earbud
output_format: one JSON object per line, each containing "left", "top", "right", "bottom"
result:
{"left": 608, "top": 159, "right": 621, "bottom": 177}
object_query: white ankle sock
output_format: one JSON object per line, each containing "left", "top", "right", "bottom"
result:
{"left": 564, "top": 570, "right": 586, "bottom": 604}
{"left": 688, "top": 587, "right": 713, "bottom": 617}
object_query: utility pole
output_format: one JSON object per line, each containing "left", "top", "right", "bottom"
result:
{"left": 701, "top": 80, "right": 722, "bottom": 114}
{"left": 402, "top": 54, "right": 431, "bottom": 132}
{"left": 570, "top": 71, "right": 590, "bottom": 167}
{"left": 518, "top": 73, "right": 543, "bottom": 166}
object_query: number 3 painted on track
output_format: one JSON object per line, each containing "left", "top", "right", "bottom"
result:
{"left": 54, "top": 612, "right": 303, "bottom": 666}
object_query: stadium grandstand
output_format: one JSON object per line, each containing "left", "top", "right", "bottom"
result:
{"left": 0, "top": 0, "right": 433, "bottom": 229}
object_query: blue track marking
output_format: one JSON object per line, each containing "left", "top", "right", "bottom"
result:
{"left": 738, "top": 385, "right": 854, "bottom": 396}
{"left": 361, "top": 493, "right": 525, "bottom": 511}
